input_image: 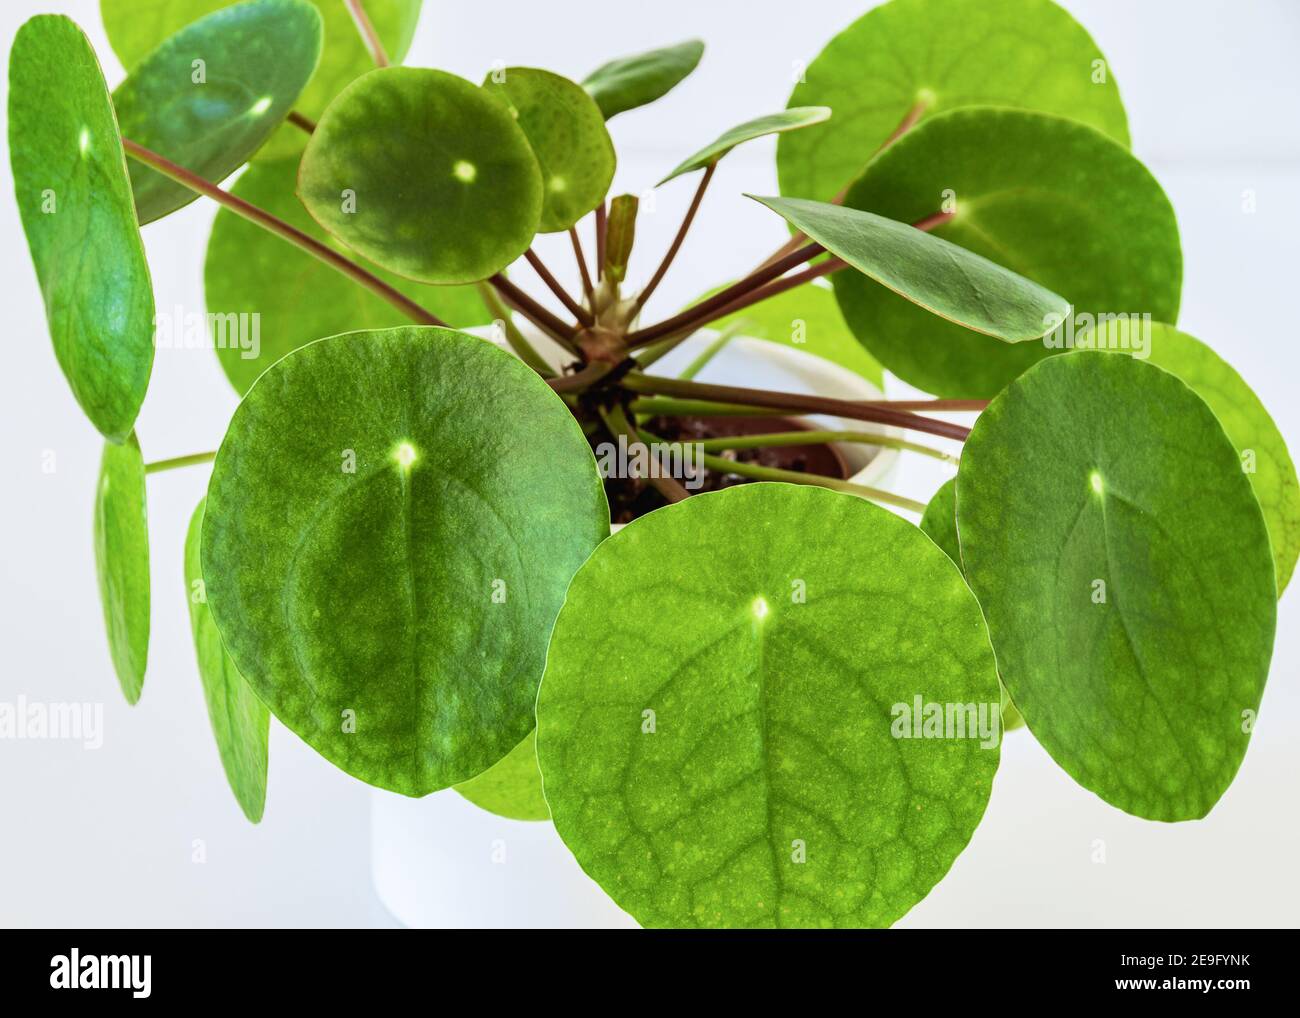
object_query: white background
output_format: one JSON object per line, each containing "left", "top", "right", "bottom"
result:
{"left": 1, "top": 0, "right": 1298, "bottom": 927}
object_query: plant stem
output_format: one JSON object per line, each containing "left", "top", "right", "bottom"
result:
{"left": 632, "top": 397, "right": 793, "bottom": 419}
{"left": 344, "top": 0, "right": 389, "bottom": 67}
{"left": 524, "top": 249, "right": 592, "bottom": 326}
{"left": 122, "top": 139, "right": 450, "bottom": 329}
{"left": 695, "top": 429, "right": 957, "bottom": 464}
{"left": 286, "top": 110, "right": 317, "bottom": 135}
{"left": 145, "top": 451, "right": 217, "bottom": 475}
{"left": 621, "top": 373, "right": 971, "bottom": 441}
{"left": 632, "top": 396, "right": 984, "bottom": 417}
{"left": 638, "top": 427, "right": 925, "bottom": 513}
{"left": 678, "top": 322, "right": 744, "bottom": 380}
{"left": 488, "top": 273, "right": 578, "bottom": 350}
{"left": 548, "top": 360, "right": 612, "bottom": 394}
{"left": 475, "top": 282, "right": 555, "bottom": 377}
{"left": 569, "top": 227, "right": 594, "bottom": 304}
{"left": 629, "top": 162, "right": 716, "bottom": 319}
{"left": 684, "top": 257, "right": 843, "bottom": 333}
{"left": 627, "top": 242, "right": 823, "bottom": 348}
{"left": 601, "top": 407, "right": 691, "bottom": 503}
{"left": 635, "top": 257, "right": 844, "bottom": 369}
{"left": 594, "top": 203, "right": 607, "bottom": 281}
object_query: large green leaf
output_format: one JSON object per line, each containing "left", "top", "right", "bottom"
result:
{"left": 201, "top": 328, "right": 608, "bottom": 795}
{"left": 752, "top": 194, "right": 1069, "bottom": 343}
{"left": 835, "top": 108, "right": 1182, "bottom": 397}
{"left": 298, "top": 68, "right": 543, "bottom": 283}
{"left": 958, "top": 352, "right": 1276, "bottom": 821}
{"left": 94, "top": 433, "right": 150, "bottom": 704}
{"left": 9, "top": 15, "right": 154, "bottom": 443}
{"left": 701, "top": 281, "right": 883, "bottom": 388}
{"left": 582, "top": 39, "right": 704, "bottom": 120}
{"left": 100, "top": 0, "right": 424, "bottom": 162}
{"left": 482, "top": 67, "right": 615, "bottom": 233}
{"left": 454, "top": 730, "right": 549, "bottom": 822}
{"left": 1100, "top": 322, "right": 1300, "bottom": 594}
{"left": 537, "top": 483, "right": 1001, "bottom": 928}
{"left": 112, "top": 0, "right": 321, "bottom": 224}
{"left": 777, "top": 0, "right": 1130, "bottom": 204}
{"left": 184, "top": 498, "right": 269, "bottom": 822}
{"left": 204, "top": 159, "right": 489, "bottom": 394}
{"left": 660, "top": 107, "right": 830, "bottom": 185}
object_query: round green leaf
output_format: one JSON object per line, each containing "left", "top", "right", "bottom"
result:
{"left": 704, "top": 280, "right": 883, "bottom": 388}
{"left": 101, "top": 0, "right": 227, "bottom": 69}
{"left": 298, "top": 68, "right": 544, "bottom": 283}
{"left": 454, "top": 730, "right": 549, "bottom": 822}
{"left": 184, "top": 498, "right": 269, "bottom": 822}
{"left": 112, "top": 0, "right": 322, "bottom": 225}
{"left": 201, "top": 328, "right": 609, "bottom": 795}
{"left": 100, "top": 0, "right": 423, "bottom": 163}
{"left": 660, "top": 107, "right": 830, "bottom": 185}
{"left": 919, "top": 477, "right": 960, "bottom": 566}
{"left": 481, "top": 67, "right": 615, "bottom": 233}
{"left": 958, "top": 352, "right": 1276, "bottom": 821}
{"left": 754, "top": 193, "right": 1070, "bottom": 343}
{"left": 834, "top": 108, "right": 1182, "bottom": 397}
{"left": 9, "top": 15, "right": 154, "bottom": 443}
{"left": 537, "top": 483, "right": 1001, "bottom": 928}
{"left": 582, "top": 39, "right": 704, "bottom": 120}
{"left": 777, "top": 0, "right": 1130, "bottom": 204}
{"left": 94, "top": 432, "right": 150, "bottom": 704}
{"left": 204, "top": 159, "right": 489, "bottom": 394}
{"left": 1101, "top": 322, "right": 1300, "bottom": 594}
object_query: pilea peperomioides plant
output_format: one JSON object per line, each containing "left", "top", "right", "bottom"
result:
{"left": 10, "top": 0, "right": 1296, "bottom": 927}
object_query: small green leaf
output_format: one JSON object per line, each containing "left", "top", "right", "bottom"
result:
{"left": 835, "top": 108, "right": 1182, "bottom": 397}
{"left": 958, "top": 352, "right": 1276, "bottom": 820}
{"left": 582, "top": 39, "right": 704, "bottom": 120}
{"left": 699, "top": 281, "right": 883, "bottom": 388}
{"left": 602, "top": 193, "right": 638, "bottom": 284}
{"left": 184, "top": 498, "right": 269, "bottom": 823}
{"left": 778, "top": 0, "right": 1130, "bottom": 204}
{"left": 920, "top": 477, "right": 960, "bottom": 566}
{"left": 660, "top": 107, "right": 830, "bottom": 185}
{"left": 112, "top": 0, "right": 322, "bottom": 224}
{"left": 454, "top": 730, "right": 549, "bottom": 822}
{"left": 751, "top": 194, "right": 1070, "bottom": 343}
{"left": 100, "top": 0, "right": 424, "bottom": 162}
{"left": 202, "top": 328, "right": 609, "bottom": 795}
{"left": 482, "top": 67, "right": 615, "bottom": 233}
{"left": 537, "top": 483, "right": 1001, "bottom": 928}
{"left": 298, "top": 68, "right": 544, "bottom": 283}
{"left": 9, "top": 15, "right": 155, "bottom": 443}
{"left": 1099, "top": 323, "right": 1300, "bottom": 594}
{"left": 203, "top": 159, "right": 489, "bottom": 394}
{"left": 94, "top": 433, "right": 150, "bottom": 704}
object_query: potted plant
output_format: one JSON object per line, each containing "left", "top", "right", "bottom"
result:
{"left": 9, "top": 0, "right": 1295, "bottom": 929}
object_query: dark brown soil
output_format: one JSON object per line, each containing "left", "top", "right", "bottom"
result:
{"left": 600, "top": 415, "right": 852, "bottom": 524}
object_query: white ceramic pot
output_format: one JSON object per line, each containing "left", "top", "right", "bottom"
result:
{"left": 370, "top": 329, "right": 897, "bottom": 928}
